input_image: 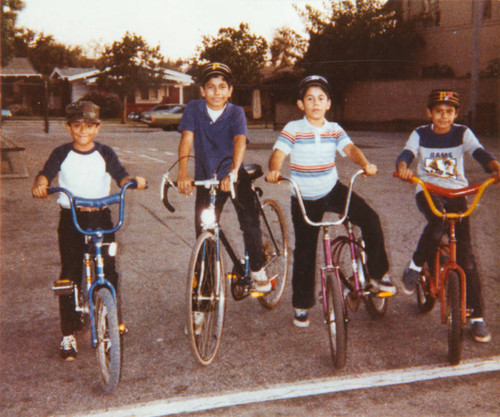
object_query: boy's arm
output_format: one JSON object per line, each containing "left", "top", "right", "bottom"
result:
{"left": 343, "top": 144, "right": 377, "bottom": 176}
{"left": 32, "top": 175, "right": 50, "bottom": 198}
{"left": 266, "top": 149, "right": 287, "bottom": 183}
{"left": 177, "top": 130, "right": 195, "bottom": 195}
{"left": 220, "top": 134, "right": 246, "bottom": 193}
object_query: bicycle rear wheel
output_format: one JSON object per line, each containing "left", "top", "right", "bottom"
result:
{"left": 325, "top": 273, "right": 347, "bottom": 369}
{"left": 258, "top": 199, "right": 289, "bottom": 309}
{"left": 186, "top": 232, "right": 226, "bottom": 365}
{"left": 94, "top": 287, "right": 121, "bottom": 393}
{"left": 446, "top": 270, "right": 462, "bottom": 365}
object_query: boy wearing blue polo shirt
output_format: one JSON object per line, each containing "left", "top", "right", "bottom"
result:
{"left": 176, "top": 62, "right": 269, "bottom": 294}
{"left": 267, "top": 75, "right": 395, "bottom": 327}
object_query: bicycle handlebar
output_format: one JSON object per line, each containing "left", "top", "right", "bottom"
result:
{"left": 48, "top": 180, "right": 139, "bottom": 236}
{"left": 393, "top": 171, "right": 497, "bottom": 219}
{"left": 161, "top": 173, "right": 236, "bottom": 213}
{"left": 279, "top": 169, "right": 365, "bottom": 228}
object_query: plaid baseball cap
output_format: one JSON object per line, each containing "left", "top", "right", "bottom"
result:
{"left": 199, "top": 62, "right": 232, "bottom": 84}
{"left": 298, "top": 75, "right": 331, "bottom": 99}
{"left": 428, "top": 90, "right": 460, "bottom": 109}
{"left": 66, "top": 101, "right": 100, "bottom": 123}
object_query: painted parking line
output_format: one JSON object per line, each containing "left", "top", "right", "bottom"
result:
{"left": 67, "top": 355, "right": 500, "bottom": 417}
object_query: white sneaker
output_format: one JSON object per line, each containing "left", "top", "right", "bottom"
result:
{"left": 250, "top": 268, "right": 271, "bottom": 292}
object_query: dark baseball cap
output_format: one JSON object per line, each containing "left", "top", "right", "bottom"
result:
{"left": 298, "top": 75, "right": 331, "bottom": 99}
{"left": 66, "top": 101, "right": 100, "bottom": 123}
{"left": 428, "top": 89, "right": 460, "bottom": 109}
{"left": 199, "top": 62, "right": 232, "bottom": 85}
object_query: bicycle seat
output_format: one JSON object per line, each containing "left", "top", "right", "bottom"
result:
{"left": 244, "top": 164, "right": 263, "bottom": 181}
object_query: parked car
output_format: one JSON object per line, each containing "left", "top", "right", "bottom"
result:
{"left": 127, "top": 111, "right": 141, "bottom": 122}
{"left": 1, "top": 109, "right": 12, "bottom": 121}
{"left": 139, "top": 104, "right": 179, "bottom": 123}
{"left": 142, "top": 105, "right": 185, "bottom": 131}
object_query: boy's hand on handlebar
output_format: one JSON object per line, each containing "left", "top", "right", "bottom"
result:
{"left": 397, "top": 165, "right": 414, "bottom": 181}
{"left": 134, "top": 176, "right": 147, "bottom": 190}
{"left": 177, "top": 174, "right": 194, "bottom": 196}
{"left": 221, "top": 170, "right": 237, "bottom": 193}
{"left": 362, "top": 163, "right": 378, "bottom": 176}
{"left": 32, "top": 185, "right": 49, "bottom": 198}
{"left": 266, "top": 170, "right": 281, "bottom": 183}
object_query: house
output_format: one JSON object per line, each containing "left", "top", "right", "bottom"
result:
{"left": 128, "top": 68, "right": 194, "bottom": 114}
{"left": 49, "top": 67, "right": 102, "bottom": 114}
{"left": 0, "top": 57, "right": 43, "bottom": 115}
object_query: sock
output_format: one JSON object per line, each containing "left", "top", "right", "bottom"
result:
{"left": 410, "top": 259, "right": 422, "bottom": 272}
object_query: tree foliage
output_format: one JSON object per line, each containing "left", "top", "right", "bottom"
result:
{"left": 96, "top": 32, "right": 166, "bottom": 121}
{"left": 1, "top": 0, "right": 25, "bottom": 65}
{"left": 97, "top": 32, "right": 166, "bottom": 98}
{"left": 297, "top": 0, "right": 425, "bottom": 96}
{"left": 270, "top": 26, "right": 308, "bottom": 68}
{"left": 194, "top": 22, "right": 267, "bottom": 85}
{"left": 11, "top": 28, "right": 92, "bottom": 75}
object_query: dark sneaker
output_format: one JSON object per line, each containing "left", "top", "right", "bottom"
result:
{"left": 293, "top": 309, "right": 310, "bottom": 328}
{"left": 402, "top": 263, "right": 420, "bottom": 295}
{"left": 369, "top": 275, "right": 397, "bottom": 296}
{"left": 60, "top": 335, "right": 77, "bottom": 361}
{"left": 471, "top": 319, "right": 491, "bottom": 343}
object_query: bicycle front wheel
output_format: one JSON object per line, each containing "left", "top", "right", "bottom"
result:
{"left": 186, "top": 232, "right": 226, "bottom": 366}
{"left": 325, "top": 273, "right": 347, "bottom": 369}
{"left": 258, "top": 199, "right": 289, "bottom": 309}
{"left": 94, "top": 287, "right": 121, "bottom": 393}
{"left": 446, "top": 270, "right": 462, "bottom": 365}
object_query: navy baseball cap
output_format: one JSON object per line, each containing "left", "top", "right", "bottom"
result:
{"left": 199, "top": 62, "right": 232, "bottom": 84}
{"left": 298, "top": 75, "right": 331, "bottom": 99}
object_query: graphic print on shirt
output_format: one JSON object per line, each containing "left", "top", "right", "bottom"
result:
{"left": 424, "top": 154, "right": 457, "bottom": 179}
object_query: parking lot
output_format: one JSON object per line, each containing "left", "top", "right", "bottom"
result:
{"left": 1, "top": 120, "right": 500, "bottom": 416}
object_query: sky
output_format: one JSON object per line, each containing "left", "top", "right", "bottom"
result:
{"left": 16, "top": 0, "right": 327, "bottom": 61}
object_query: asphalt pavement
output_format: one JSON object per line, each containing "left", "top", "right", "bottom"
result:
{"left": 1, "top": 120, "right": 499, "bottom": 416}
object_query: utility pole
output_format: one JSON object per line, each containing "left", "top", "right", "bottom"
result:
{"left": 469, "top": 0, "right": 485, "bottom": 129}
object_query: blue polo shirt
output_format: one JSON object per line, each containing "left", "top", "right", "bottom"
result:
{"left": 178, "top": 99, "right": 248, "bottom": 180}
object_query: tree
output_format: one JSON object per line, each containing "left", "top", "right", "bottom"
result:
{"left": 12, "top": 28, "right": 92, "bottom": 75}
{"left": 96, "top": 32, "right": 166, "bottom": 123}
{"left": 194, "top": 23, "right": 268, "bottom": 85}
{"left": 270, "top": 26, "right": 308, "bottom": 68}
{"left": 1, "top": 0, "right": 25, "bottom": 65}
{"left": 297, "top": 0, "right": 425, "bottom": 101}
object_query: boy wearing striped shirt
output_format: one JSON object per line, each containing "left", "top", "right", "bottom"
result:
{"left": 267, "top": 75, "right": 395, "bottom": 327}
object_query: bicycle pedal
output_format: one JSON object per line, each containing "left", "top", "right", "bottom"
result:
{"left": 376, "top": 291, "right": 394, "bottom": 298}
{"left": 250, "top": 290, "right": 264, "bottom": 298}
{"left": 119, "top": 323, "right": 129, "bottom": 335}
{"left": 52, "top": 279, "right": 74, "bottom": 296}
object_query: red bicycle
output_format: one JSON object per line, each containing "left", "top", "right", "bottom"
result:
{"left": 394, "top": 172, "right": 497, "bottom": 364}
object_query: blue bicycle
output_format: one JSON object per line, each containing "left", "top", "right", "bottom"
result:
{"left": 49, "top": 180, "right": 139, "bottom": 393}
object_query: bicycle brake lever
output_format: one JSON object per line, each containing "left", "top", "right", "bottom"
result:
{"left": 161, "top": 174, "right": 176, "bottom": 213}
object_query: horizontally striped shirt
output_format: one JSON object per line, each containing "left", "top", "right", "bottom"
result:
{"left": 274, "top": 117, "right": 353, "bottom": 200}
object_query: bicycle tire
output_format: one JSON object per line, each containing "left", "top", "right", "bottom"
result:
{"left": 258, "top": 199, "right": 289, "bottom": 309}
{"left": 446, "top": 270, "right": 462, "bottom": 365}
{"left": 325, "top": 273, "right": 347, "bottom": 369}
{"left": 186, "top": 231, "right": 226, "bottom": 366}
{"left": 416, "top": 265, "right": 436, "bottom": 313}
{"left": 94, "top": 287, "right": 121, "bottom": 393}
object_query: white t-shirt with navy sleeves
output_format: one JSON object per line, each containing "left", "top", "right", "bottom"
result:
{"left": 273, "top": 117, "right": 353, "bottom": 200}
{"left": 39, "top": 142, "right": 129, "bottom": 209}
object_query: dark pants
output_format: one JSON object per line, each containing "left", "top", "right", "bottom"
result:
{"left": 57, "top": 208, "right": 118, "bottom": 336}
{"left": 413, "top": 192, "right": 483, "bottom": 317}
{"left": 194, "top": 167, "right": 264, "bottom": 272}
{"left": 291, "top": 181, "right": 389, "bottom": 309}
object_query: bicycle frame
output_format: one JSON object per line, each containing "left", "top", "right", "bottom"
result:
{"left": 48, "top": 181, "right": 136, "bottom": 346}
{"left": 394, "top": 173, "right": 497, "bottom": 325}
{"left": 279, "top": 170, "right": 366, "bottom": 312}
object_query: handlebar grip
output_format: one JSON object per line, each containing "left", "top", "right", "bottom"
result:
{"left": 162, "top": 179, "right": 176, "bottom": 213}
